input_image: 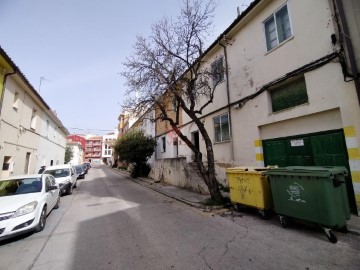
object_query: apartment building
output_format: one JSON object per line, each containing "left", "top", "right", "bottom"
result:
{"left": 0, "top": 46, "right": 69, "bottom": 176}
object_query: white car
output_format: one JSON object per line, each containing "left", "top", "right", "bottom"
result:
{"left": 0, "top": 174, "right": 60, "bottom": 241}
{"left": 43, "top": 164, "right": 77, "bottom": 195}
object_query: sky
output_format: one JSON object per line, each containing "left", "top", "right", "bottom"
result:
{"left": 0, "top": 0, "right": 253, "bottom": 135}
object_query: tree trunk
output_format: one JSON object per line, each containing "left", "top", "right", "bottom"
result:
{"left": 171, "top": 117, "right": 224, "bottom": 203}
{"left": 194, "top": 118, "right": 224, "bottom": 203}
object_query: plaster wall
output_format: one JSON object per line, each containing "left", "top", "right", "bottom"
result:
{"left": 149, "top": 157, "right": 209, "bottom": 194}
{"left": 0, "top": 76, "right": 67, "bottom": 176}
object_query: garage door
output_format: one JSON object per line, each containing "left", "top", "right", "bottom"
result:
{"left": 263, "top": 130, "right": 357, "bottom": 213}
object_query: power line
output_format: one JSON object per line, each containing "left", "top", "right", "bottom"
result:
{"left": 68, "top": 127, "right": 115, "bottom": 132}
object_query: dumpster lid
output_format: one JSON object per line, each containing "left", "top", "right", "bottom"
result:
{"left": 264, "top": 166, "right": 348, "bottom": 177}
{"left": 226, "top": 166, "right": 276, "bottom": 173}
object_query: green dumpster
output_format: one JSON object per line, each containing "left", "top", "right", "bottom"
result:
{"left": 265, "top": 166, "right": 350, "bottom": 243}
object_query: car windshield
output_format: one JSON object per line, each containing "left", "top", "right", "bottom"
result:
{"left": 44, "top": 169, "right": 70, "bottom": 178}
{"left": 0, "top": 178, "right": 42, "bottom": 196}
{"left": 75, "top": 166, "right": 83, "bottom": 173}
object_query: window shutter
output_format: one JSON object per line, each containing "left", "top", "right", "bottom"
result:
{"left": 271, "top": 77, "right": 308, "bottom": 112}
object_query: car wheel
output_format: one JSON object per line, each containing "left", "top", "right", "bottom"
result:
{"left": 54, "top": 195, "right": 60, "bottom": 209}
{"left": 67, "top": 184, "right": 73, "bottom": 195}
{"left": 74, "top": 181, "right": 77, "bottom": 188}
{"left": 36, "top": 206, "right": 47, "bottom": 232}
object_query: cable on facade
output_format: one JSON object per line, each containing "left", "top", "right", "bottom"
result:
{"left": 231, "top": 51, "right": 345, "bottom": 109}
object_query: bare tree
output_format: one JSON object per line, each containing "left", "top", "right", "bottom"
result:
{"left": 122, "top": 0, "right": 224, "bottom": 202}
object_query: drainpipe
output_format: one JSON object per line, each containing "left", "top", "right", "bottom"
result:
{"left": 218, "top": 35, "right": 235, "bottom": 163}
{"left": 334, "top": 0, "right": 360, "bottom": 106}
{"left": 0, "top": 70, "right": 16, "bottom": 116}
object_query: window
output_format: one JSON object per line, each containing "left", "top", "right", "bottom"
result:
{"left": 211, "top": 57, "right": 224, "bottom": 86}
{"left": 46, "top": 120, "right": 50, "bottom": 137}
{"left": 214, "top": 113, "right": 230, "bottom": 142}
{"left": 264, "top": 4, "right": 292, "bottom": 51}
{"left": 161, "top": 137, "right": 166, "bottom": 152}
{"left": 270, "top": 76, "right": 308, "bottom": 112}
{"left": 13, "top": 92, "right": 19, "bottom": 110}
{"left": 24, "top": 152, "right": 31, "bottom": 174}
{"left": 49, "top": 176, "right": 56, "bottom": 186}
{"left": 30, "top": 109, "right": 37, "bottom": 130}
{"left": 45, "top": 177, "right": 51, "bottom": 191}
{"left": 2, "top": 156, "right": 11, "bottom": 171}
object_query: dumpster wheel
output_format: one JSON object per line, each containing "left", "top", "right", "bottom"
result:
{"left": 258, "top": 210, "right": 270, "bottom": 220}
{"left": 324, "top": 228, "right": 338, "bottom": 244}
{"left": 279, "top": 216, "right": 287, "bottom": 228}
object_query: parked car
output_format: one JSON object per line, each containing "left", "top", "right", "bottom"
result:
{"left": 0, "top": 174, "right": 60, "bottom": 241}
{"left": 82, "top": 164, "right": 89, "bottom": 174}
{"left": 43, "top": 164, "right": 77, "bottom": 195}
{"left": 84, "top": 162, "right": 91, "bottom": 170}
{"left": 75, "top": 165, "right": 85, "bottom": 179}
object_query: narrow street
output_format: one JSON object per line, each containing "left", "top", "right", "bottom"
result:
{"left": 1, "top": 165, "right": 359, "bottom": 270}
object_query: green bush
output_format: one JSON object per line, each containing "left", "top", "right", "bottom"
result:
{"left": 114, "top": 130, "right": 156, "bottom": 178}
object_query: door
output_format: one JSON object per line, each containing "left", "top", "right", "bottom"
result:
{"left": 263, "top": 130, "right": 357, "bottom": 213}
{"left": 311, "top": 132, "right": 357, "bottom": 213}
{"left": 286, "top": 137, "right": 313, "bottom": 166}
{"left": 191, "top": 131, "right": 200, "bottom": 162}
{"left": 192, "top": 131, "right": 199, "bottom": 151}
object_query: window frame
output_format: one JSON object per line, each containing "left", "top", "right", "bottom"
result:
{"left": 211, "top": 57, "right": 225, "bottom": 87}
{"left": 161, "top": 136, "right": 166, "bottom": 153}
{"left": 13, "top": 92, "right": 20, "bottom": 110}
{"left": 263, "top": 3, "right": 293, "bottom": 52}
{"left": 46, "top": 120, "right": 50, "bottom": 138}
{"left": 269, "top": 75, "right": 308, "bottom": 113}
{"left": 213, "top": 113, "right": 230, "bottom": 143}
{"left": 30, "top": 109, "right": 38, "bottom": 131}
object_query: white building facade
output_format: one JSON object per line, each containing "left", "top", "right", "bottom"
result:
{"left": 0, "top": 48, "right": 69, "bottom": 177}
{"left": 102, "top": 129, "right": 118, "bottom": 165}
{"left": 175, "top": 0, "right": 360, "bottom": 213}
{"left": 68, "top": 141, "right": 84, "bottom": 165}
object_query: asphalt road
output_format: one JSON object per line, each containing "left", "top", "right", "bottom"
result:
{"left": 1, "top": 165, "right": 360, "bottom": 270}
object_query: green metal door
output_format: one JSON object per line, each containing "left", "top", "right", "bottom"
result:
{"left": 285, "top": 137, "right": 313, "bottom": 166}
{"left": 263, "top": 130, "right": 357, "bottom": 213}
{"left": 311, "top": 133, "right": 348, "bottom": 167}
{"left": 311, "top": 132, "right": 357, "bottom": 213}
{"left": 263, "top": 140, "right": 287, "bottom": 167}
{"left": 263, "top": 137, "right": 314, "bottom": 166}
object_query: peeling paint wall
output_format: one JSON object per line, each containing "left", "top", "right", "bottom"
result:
{"left": 149, "top": 157, "right": 209, "bottom": 194}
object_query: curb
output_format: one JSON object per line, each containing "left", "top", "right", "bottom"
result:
{"left": 133, "top": 178, "right": 205, "bottom": 209}
{"left": 111, "top": 168, "right": 208, "bottom": 209}
{"left": 348, "top": 228, "right": 360, "bottom": 237}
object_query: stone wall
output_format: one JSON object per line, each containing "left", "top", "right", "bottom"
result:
{"left": 149, "top": 158, "right": 233, "bottom": 194}
{"left": 149, "top": 157, "right": 209, "bottom": 194}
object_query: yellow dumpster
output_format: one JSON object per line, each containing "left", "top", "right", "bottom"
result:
{"left": 226, "top": 167, "right": 274, "bottom": 218}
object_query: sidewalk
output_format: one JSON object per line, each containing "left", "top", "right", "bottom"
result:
{"left": 113, "top": 169, "right": 211, "bottom": 208}
{"left": 113, "top": 168, "right": 360, "bottom": 236}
